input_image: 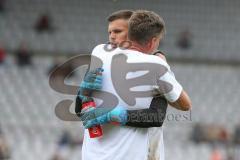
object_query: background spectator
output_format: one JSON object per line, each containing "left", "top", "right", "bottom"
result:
{"left": 0, "top": 44, "right": 6, "bottom": 65}
{"left": 233, "top": 123, "right": 240, "bottom": 144}
{"left": 35, "top": 13, "right": 54, "bottom": 33}
{"left": 15, "top": 42, "right": 33, "bottom": 67}
{"left": 191, "top": 123, "right": 205, "bottom": 143}
{"left": 58, "top": 130, "right": 72, "bottom": 148}
{"left": 0, "top": 0, "right": 5, "bottom": 13}
{"left": 0, "top": 125, "right": 11, "bottom": 159}
{"left": 177, "top": 28, "right": 193, "bottom": 49}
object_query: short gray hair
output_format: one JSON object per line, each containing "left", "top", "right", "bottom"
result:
{"left": 128, "top": 10, "right": 166, "bottom": 45}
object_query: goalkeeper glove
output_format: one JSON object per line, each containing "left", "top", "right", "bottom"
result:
{"left": 80, "top": 106, "right": 128, "bottom": 129}
{"left": 78, "top": 68, "right": 103, "bottom": 103}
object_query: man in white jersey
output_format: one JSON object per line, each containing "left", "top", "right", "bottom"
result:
{"left": 76, "top": 10, "right": 170, "bottom": 160}
{"left": 78, "top": 10, "right": 191, "bottom": 160}
{"left": 109, "top": 10, "right": 191, "bottom": 160}
{"left": 107, "top": 10, "right": 167, "bottom": 160}
{"left": 76, "top": 10, "right": 169, "bottom": 160}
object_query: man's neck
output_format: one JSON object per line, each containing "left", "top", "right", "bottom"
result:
{"left": 128, "top": 41, "right": 151, "bottom": 54}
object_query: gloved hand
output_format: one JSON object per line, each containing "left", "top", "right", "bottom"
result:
{"left": 80, "top": 106, "right": 128, "bottom": 129}
{"left": 78, "top": 68, "right": 103, "bottom": 103}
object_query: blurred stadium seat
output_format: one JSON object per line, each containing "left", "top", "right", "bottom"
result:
{"left": 0, "top": 55, "right": 239, "bottom": 159}
{"left": 0, "top": 0, "right": 240, "bottom": 159}
{"left": 0, "top": 0, "right": 239, "bottom": 61}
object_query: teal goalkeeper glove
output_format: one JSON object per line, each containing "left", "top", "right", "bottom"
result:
{"left": 80, "top": 106, "right": 128, "bottom": 129}
{"left": 78, "top": 68, "right": 103, "bottom": 103}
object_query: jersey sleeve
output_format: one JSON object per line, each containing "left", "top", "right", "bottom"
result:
{"left": 91, "top": 44, "right": 106, "bottom": 56}
{"left": 89, "top": 44, "right": 105, "bottom": 71}
{"left": 159, "top": 66, "right": 183, "bottom": 102}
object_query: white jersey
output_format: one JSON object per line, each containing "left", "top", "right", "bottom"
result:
{"left": 148, "top": 127, "right": 165, "bottom": 160}
{"left": 82, "top": 44, "right": 183, "bottom": 160}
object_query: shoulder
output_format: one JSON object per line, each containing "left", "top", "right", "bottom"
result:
{"left": 91, "top": 44, "right": 107, "bottom": 56}
{"left": 92, "top": 44, "right": 106, "bottom": 52}
{"left": 152, "top": 50, "right": 167, "bottom": 62}
{"left": 156, "top": 54, "right": 167, "bottom": 62}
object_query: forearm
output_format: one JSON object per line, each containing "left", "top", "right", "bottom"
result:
{"left": 126, "top": 109, "right": 166, "bottom": 128}
{"left": 169, "top": 90, "right": 192, "bottom": 111}
{"left": 75, "top": 67, "right": 103, "bottom": 117}
{"left": 79, "top": 96, "right": 168, "bottom": 129}
{"left": 126, "top": 97, "right": 168, "bottom": 128}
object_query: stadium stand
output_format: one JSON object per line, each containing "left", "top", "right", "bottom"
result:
{"left": 0, "top": 0, "right": 240, "bottom": 61}
{"left": 0, "top": 0, "right": 240, "bottom": 159}
{"left": 0, "top": 55, "right": 240, "bottom": 159}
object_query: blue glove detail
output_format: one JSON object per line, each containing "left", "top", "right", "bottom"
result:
{"left": 77, "top": 68, "right": 103, "bottom": 103}
{"left": 80, "top": 75, "right": 102, "bottom": 90}
{"left": 81, "top": 106, "right": 128, "bottom": 129}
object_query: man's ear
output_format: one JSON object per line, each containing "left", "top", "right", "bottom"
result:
{"left": 144, "top": 40, "right": 150, "bottom": 48}
{"left": 147, "top": 37, "right": 157, "bottom": 52}
{"left": 143, "top": 37, "right": 159, "bottom": 54}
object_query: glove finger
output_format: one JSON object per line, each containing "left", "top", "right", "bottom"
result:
{"left": 83, "top": 119, "right": 98, "bottom": 129}
{"left": 82, "top": 82, "right": 98, "bottom": 90}
{"left": 80, "top": 109, "right": 96, "bottom": 121}
{"left": 94, "top": 78, "right": 102, "bottom": 84}
{"left": 80, "top": 107, "right": 113, "bottom": 121}
{"left": 93, "top": 83, "right": 102, "bottom": 90}
{"left": 80, "top": 82, "right": 92, "bottom": 89}
{"left": 95, "top": 75, "right": 102, "bottom": 81}
{"left": 82, "top": 83, "right": 101, "bottom": 90}
{"left": 83, "top": 114, "right": 108, "bottom": 129}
